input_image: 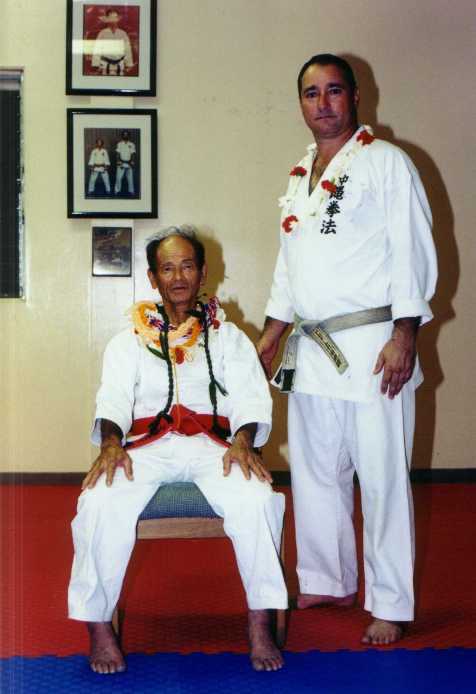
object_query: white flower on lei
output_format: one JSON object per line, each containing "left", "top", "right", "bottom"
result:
{"left": 278, "top": 125, "right": 374, "bottom": 218}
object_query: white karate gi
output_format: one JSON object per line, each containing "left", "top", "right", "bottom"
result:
{"left": 115, "top": 140, "right": 136, "bottom": 194}
{"left": 266, "top": 126, "right": 437, "bottom": 621}
{"left": 87, "top": 147, "right": 111, "bottom": 193}
{"left": 68, "top": 321, "right": 288, "bottom": 622}
{"left": 91, "top": 27, "right": 133, "bottom": 75}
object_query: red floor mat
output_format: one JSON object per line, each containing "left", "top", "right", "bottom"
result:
{"left": 1, "top": 483, "right": 475, "bottom": 657}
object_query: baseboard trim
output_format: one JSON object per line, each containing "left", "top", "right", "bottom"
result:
{"left": 1, "top": 469, "right": 476, "bottom": 485}
{"left": 274, "top": 469, "right": 476, "bottom": 485}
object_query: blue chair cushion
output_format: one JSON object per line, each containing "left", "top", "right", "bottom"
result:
{"left": 139, "top": 482, "right": 220, "bottom": 520}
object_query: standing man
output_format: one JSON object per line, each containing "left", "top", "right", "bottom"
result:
{"left": 114, "top": 131, "right": 136, "bottom": 195}
{"left": 257, "top": 54, "right": 437, "bottom": 645}
{"left": 87, "top": 138, "right": 111, "bottom": 195}
{"left": 91, "top": 9, "right": 134, "bottom": 76}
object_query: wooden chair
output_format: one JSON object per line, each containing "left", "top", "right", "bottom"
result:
{"left": 112, "top": 481, "right": 287, "bottom": 647}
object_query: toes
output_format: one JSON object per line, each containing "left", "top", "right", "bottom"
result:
{"left": 251, "top": 657, "right": 265, "bottom": 671}
{"left": 90, "top": 658, "right": 125, "bottom": 674}
{"left": 251, "top": 655, "right": 283, "bottom": 672}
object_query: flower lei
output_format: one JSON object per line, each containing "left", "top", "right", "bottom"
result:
{"left": 129, "top": 296, "right": 223, "bottom": 365}
{"left": 279, "top": 125, "right": 375, "bottom": 235}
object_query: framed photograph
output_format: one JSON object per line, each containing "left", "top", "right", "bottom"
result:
{"left": 66, "top": 0, "right": 157, "bottom": 95}
{"left": 67, "top": 108, "right": 158, "bottom": 218}
{"left": 92, "top": 225, "right": 132, "bottom": 276}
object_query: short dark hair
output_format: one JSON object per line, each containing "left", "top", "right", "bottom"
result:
{"left": 146, "top": 225, "right": 205, "bottom": 274}
{"left": 297, "top": 54, "right": 357, "bottom": 96}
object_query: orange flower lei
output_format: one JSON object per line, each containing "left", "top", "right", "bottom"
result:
{"left": 129, "top": 300, "right": 221, "bottom": 365}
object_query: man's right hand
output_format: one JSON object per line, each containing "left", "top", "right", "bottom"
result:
{"left": 256, "top": 334, "right": 281, "bottom": 380}
{"left": 256, "top": 317, "right": 289, "bottom": 379}
{"left": 82, "top": 439, "right": 134, "bottom": 490}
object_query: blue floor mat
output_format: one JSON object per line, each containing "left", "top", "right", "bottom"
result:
{"left": 1, "top": 649, "right": 475, "bottom": 694}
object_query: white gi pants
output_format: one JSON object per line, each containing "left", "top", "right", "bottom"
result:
{"left": 288, "top": 387, "right": 415, "bottom": 621}
{"left": 88, "top": 170, "right": 111, "bottom": 193}
{"left": 68, "top": 433, "right": 287, "bottom": 622}
{"left": 114, "top": 165, "right": 134, "bottom": 194}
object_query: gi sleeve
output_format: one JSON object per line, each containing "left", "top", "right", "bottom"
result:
{"left": 220, "top": 323, "right": 272, "bottom": 447}
{"left": 123, "top": 32, "right": 134, "bottom": 67}
{"left": 264, "top": 246, "right": 295, "bottom": 323}
{"left": 91, "top": 330, "right": 139, "bottom": 446}
{"left": 384, "top": 151, "right": 438, "bottom": 325}
{"left": 91, "top": 30, "right": 103, "bottom": 68}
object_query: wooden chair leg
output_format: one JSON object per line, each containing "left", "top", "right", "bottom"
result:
{"left": 274, "top": 517, "right": 288, "bottom": 648}
{"left": 275, "top": 608, "right": 287, "bottom": 648}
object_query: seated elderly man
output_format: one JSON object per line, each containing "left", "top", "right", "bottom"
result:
{"left": 68, "top": 225, "right": 288, "bottom": 674}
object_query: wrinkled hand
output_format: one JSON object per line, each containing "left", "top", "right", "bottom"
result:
{"left": 373, "top": 323, "right": 417, "bottom": 399}
{"left": 82, "top": 440, "right": 134, "bottom": 490}
{"left": 223, "top": 433, "right": 273, "bottom": 483}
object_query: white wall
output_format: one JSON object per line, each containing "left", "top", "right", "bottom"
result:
{"left": 1, "top": 0, "right": 474, "bottom": 472}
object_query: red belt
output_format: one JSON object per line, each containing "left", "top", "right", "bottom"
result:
{"left": 126, "top": 404, "right": 231, "bottom": 450}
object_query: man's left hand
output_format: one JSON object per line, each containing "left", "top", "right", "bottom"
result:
{"left": 223, "top": 430, "right": 273, "bottom": 483}
{"left": 373, "top": 318, "right": 419, "bottom": 399}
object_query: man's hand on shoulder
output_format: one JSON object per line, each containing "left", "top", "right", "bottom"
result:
{"left": 373, "top": 318, "right": 420, "bottom": 399}
{"left": 223, "top": 425, "right": 273, "bottom": 483}
{"left": 82, "top": 420, "right": 134, "bottom": 490}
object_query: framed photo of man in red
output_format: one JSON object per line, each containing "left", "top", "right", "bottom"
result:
{"left": 66, "top": 0, "right": 156, "bottom": 95}
{"left": 82, "top": 5, "right": 140, "bottom": 78}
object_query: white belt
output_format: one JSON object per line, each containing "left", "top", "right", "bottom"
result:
{"left": 276, "top": 305, "right": 392, "bottom": 393}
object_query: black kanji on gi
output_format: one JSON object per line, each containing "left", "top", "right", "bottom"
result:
{"left": 326, "top": 200, "right": 340, "bottom": 217}
{"left": 330, "top": 175, "right": 349, "bottom": 202}
{"left": 321, "top": 218, "right": 337, "bottom": 234}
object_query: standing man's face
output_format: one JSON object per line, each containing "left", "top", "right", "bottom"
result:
{"left": 299, "top": 64, "right": 359, "bottom": 141}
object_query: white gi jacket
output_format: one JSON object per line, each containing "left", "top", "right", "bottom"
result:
{"left": 266, "top": 126, "right": 438, "bottom": 402}
{"left": 116, "top": 140, "right": 136, "bottom": 163}
{"left": 88, "top": 147, "right": 110, "bottom": 169}
{"left": 91, "top": 28, "right": 133, "bottom": 67}
{"left": 92, "top": 321, "right": 272, "bottom": 447}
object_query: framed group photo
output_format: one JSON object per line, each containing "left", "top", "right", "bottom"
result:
{"left": 67, "top": 108, "right": 158, "bottom": 218}
{"left": 66, "top": 0, "right": 157, "bottom": 95}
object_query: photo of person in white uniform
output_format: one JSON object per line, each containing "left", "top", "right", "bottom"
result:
{"left": 87, "top": 138, "right": 111, "bottom": 196}
{"left": 90, "top": 8, "right": 134, "bottom": 76}
{"left": 114, "top": 130, "right": 137, "bottom": 196}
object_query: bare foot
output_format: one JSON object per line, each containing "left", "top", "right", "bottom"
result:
{"left": 87, "top": 622, "right": 126, "bottom": 674}
{"left": 248, "top": 610, "right": 284, "bottom": 672}
{"left": 297, "top": 593, "right": 357, "bottom": 609}
{"left": 361, "top": 618, "right": 405, "bottom": 646}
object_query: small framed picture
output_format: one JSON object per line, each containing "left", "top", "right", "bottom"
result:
{"left": 67, "top": 108, "right": 158, "bottom": 218}
{"left": 92, "top": 225, "right": 132, "bottom": 276}
{"left": 66, "top": 0, "right": 157, "bottom": 96}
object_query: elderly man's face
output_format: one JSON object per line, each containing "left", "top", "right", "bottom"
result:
{"left": 299, "top": 63, "right": 359, "bottom": 141}
{"left": 148, "top": 236, "right": 206, "bottom": 311}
